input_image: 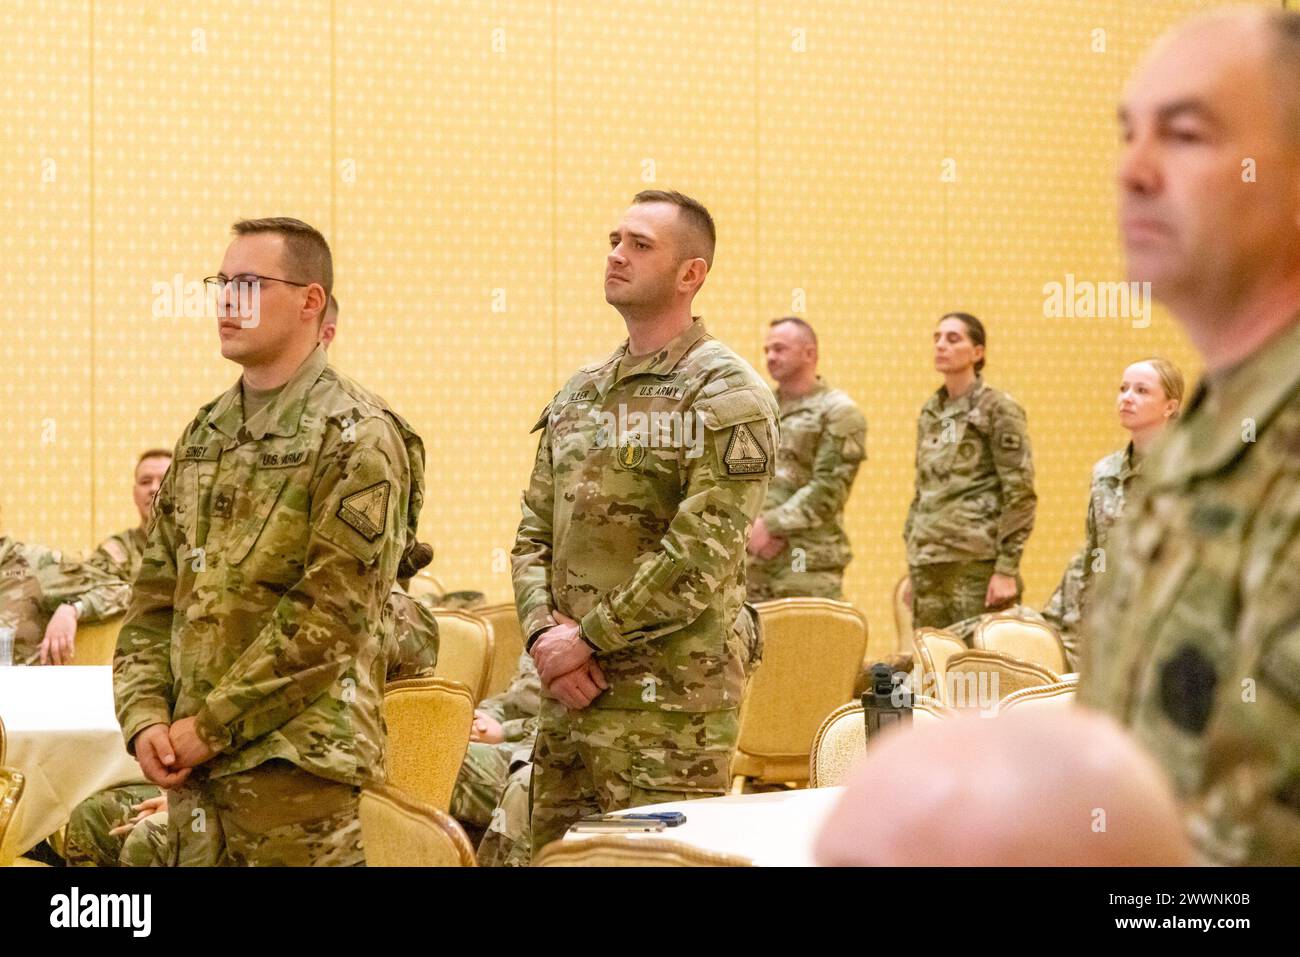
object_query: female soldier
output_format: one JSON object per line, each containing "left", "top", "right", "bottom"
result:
{"left": 1044, "top": 358, "right": 1183, "bottom": 668}
{"left": 903, "top": 313, "right": 1036, "bottom": 629}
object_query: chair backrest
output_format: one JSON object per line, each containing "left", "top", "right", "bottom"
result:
{"left": 0, "top": 767, "right": 25, "bottom": 867}
{"left": 431, "top": 609, "right": 493, "bottom": 702}
{"left": 997, "top": 678, "right": 1079, "bottom": 713}
{"left": 733, "top": 598, "right": 869, "bottom": 785}
{"left": 892, "top": 574, "right": 914, "bottom": 653}
{"left": 0, "top": 714, "right": 6, "bottom": 766}
{"left": 477, "top": 602, "right": 525, "bottom": 699}
{"left": 359, "top": 784, "right": 477, "bottom": 866}
{"left": 972, "top": 615, "right": 1067, "bottom": 675}
{"left": 810, "top": 702, "right": 865, "bottom": 788}
{"left": 382, "top": 677, "right": 475, "bottom": 811}
{"left": 72, "top": 615, "right": 124, "bottom": 667}
{"left": 407, "top": 570, "right": 445, "bottom": 601}
{"left": 911, "top": 628, "right": 968, "bottom": 705}
{"left": 913, "top": 693, "right": 956, "bottom": 723}
{"left": 944, "top": 648, "right": 1059, "bottom": 710}
{"left": 535, "top": 835, "right": 752, "bottom": 867}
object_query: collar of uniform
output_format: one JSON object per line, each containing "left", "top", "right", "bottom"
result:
{"left": 206, "top": 345, "right": 329, "bottom": 442}
{"left": 1147, "top": 318, "right": 1300, "bottom": 489}
{"left": 924, "top": 375, "right": 986, "bottom": 418}
{"left": 778, "top": 377, "right": 829, "bottom": 416}
{"left": 585, "top": 318, "right": 711, "bottom": 394}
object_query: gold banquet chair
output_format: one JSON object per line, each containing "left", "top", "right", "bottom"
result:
{"left": 731, "top": 598, "right": 869, "bottom": 793}
{"left": 406, "top": 569, "right": 445, "bottom": 601}
{"left": 997, "top": 677, "right": 1080, "bottom": 713}
{"left": 808, "top": 695, "right": 954, "bottom": 788}
{"left": 0, "top": 766, "right": 49, "bottom": 868}
{"left": 477, "top": 602, "right": 525, "bottom": 699}
{"left": 71, "top": 615, "right": 124, "bottom": 667}
{"left": 382, "top": 677, "right": 475, "bottom": 811}
{"left": 972, "top": 614, "right": 1068, "bottom": 675}
{"left": 944, "top": 648, "right": 1059, "bottom": 710}
{"left": 911, "top": 628, "right": 968, "bottom": 706}
{"left": 535, "top": 835, "right": 752, "bottom": 867}
{"left": 359, "top": 784, "right": 476, "bottom": 867}
{"left": 431, "top": 609, "right": 494, "bottom": 703}
{"left": 892, "top": 573, "right": 914, "bottom": 654}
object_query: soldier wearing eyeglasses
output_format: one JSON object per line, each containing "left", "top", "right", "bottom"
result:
{"left": 113, "top": 217, "right": 425, "bottom": 866}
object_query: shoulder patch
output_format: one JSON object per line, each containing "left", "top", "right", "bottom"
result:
{"left": 724, "top": 423, "right": 769, "bottom": 475}
{"left": 999, "top": 432, "right": 1022, "bottom": 451}
{"left": 337, "top": 481, "right": 391, "bottom": 542}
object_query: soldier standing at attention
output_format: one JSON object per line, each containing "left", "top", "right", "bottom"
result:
{"left": 114, "top": 217, "right": 423, "bottom": 866}
{"left": 1082, "top": 8, "right": 1300, "bottom": 865}
{"left": 1041, "top": 359, "right": 1182, "bottom": 668}
{"left": 746, "top": 317, "right": 866, "bottom": 602}
{"left": 512, "top": 190, "right": 777, "bottom": 857}
{"left": 902, "top": 312, "right": 1036, "bottom": 631}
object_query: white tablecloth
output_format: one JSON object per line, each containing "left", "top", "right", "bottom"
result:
{"left": 564, "top": 786, "right": 845, "bottom": 866}
{"left": 0, "top": 666, "right": 146, "bottom": 857}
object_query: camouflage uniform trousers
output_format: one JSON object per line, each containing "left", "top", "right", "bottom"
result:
{"left": 121, "top": 811, "right": 168, "bottom": 867}
{"left": 165, "top": 760, "right": 364, "bottom": 867}
{"left": 63, "top": 783, "right": 162, "bottom": 867}
{"left": 476, "top": 764, "right": 532, "bottom": 867}
{"left": 746, "top": 560, "right": 843, "bottom": 602}
{"left": 528, "top": 700, "right": 738, "bottom": 859}
{"left": 450, "top": 741, "right": 513, "bottom": 829}
{"left": 909, "top": 559, "right": 1022, "bottom": 631}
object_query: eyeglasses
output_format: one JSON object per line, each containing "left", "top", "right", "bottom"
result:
{"left": 203, "top": 273, "right": 310, "bottom": 293}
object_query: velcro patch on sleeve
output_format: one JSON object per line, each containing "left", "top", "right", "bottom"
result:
{"left": 337, "top": 481, "right": 391, "bottom": 542}
{"left": 724, "top": 422, "right": 769, "bottom": 475}
{"left": 999, "top": 432, "right": 1022, "bottom": 451}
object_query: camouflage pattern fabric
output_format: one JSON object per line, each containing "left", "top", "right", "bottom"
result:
{"left": 747, "top": 379, "right": 866, "bottom": 601}
{"left": 114, "top": 345, "right": 422, "bottom": 865}
{"left": 1081, "top": 319, "right": 1300, "bottom": 866}
{"left": 903, "top": 377, "right": 1036, "bottom": 580}
{"left": 512, "top": 319, "right": 774, "bottom": 857}
{"left": 1, "top": 536, "right": 132, "bottom": 664}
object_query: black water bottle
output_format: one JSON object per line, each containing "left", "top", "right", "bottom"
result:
{"left": 862, "top": 662, "right": 911, "bottom": 740}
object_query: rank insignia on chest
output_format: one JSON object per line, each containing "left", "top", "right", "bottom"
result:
{"left": 616, "top": 436, "right": 647, "bottom": 470}
{"left": 337, "top": 481, "right": 390, "bottom": 542}
{"left": 724, "top": 423, "right": 768, "bottom": 475}
{"left": 212, "top": 486, "right": 235, "bottom": 519}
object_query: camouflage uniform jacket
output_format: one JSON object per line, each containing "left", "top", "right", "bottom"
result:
{"left": 758, "top": 379, "right": 866, "bottom": 571}
{"left": 1081, "top": 319, "right": 1300, "bottom": 865}
{"left": 86, "top": 526, "right": 148, "bottom": 583}
{"left": 903, "top": 377, "right": 1036, "bottom": 576}
{"left": 1043, "top": 444, "right": 1141, "bottom": 638}
{"left": 114, "top": 345, "right": 424, "bottom": 787}
{"left": 1, "top": 537, "right": 132, "bottom": 664}
{"left": 512, "top": 319, "right": 777, "bottom": 712}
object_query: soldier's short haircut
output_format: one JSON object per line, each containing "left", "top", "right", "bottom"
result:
{"left": 231, "top": 217, "right": 333, "bottom": 306}
{"left": 136, "top": 448, "right": 172, "bottom": 468}
{"left": 770, "top": 316, "right": 818, "bottom": 349}
{"left": 1265, "top": 11, "right": 1300, "bottom": 143}
{"left": 632, "top": 189, "right": 716, "bottom": 268}
{"left": 939, "top": 311, "right": 987, "bottom": 374}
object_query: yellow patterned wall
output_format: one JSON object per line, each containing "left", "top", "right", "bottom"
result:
{"left": 0, "top": 0, "right": 1279, "bottom": 663}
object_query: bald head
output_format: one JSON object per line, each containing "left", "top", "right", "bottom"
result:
{"left": 814, "top": 709, "right": 1193, "bottom": 867}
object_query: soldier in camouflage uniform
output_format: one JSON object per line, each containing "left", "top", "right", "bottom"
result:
{"left": 1081, "top": 8, "right": 1300, "bottom": 865}
{"left": 513, "top": 191, "right": 777, "bottom": 857}
{"left": 903, "top": 313, "right": 1036, "bottom": 630}
{"left": 86, "top": 449, "right": 174, "bottom": 581}
{"left": 0, "top": 533, "right": 132, "bottom": 666}
{"left": 114, "top": 217, "right": 424, "bottom": 867}
{"left": 449, "top": 652, "right": 540, "bottom": 866}
{"left": 746, "top": 317, "right": 866, "bottom": 601}
{"left": 69, "top": 582, "right": 438, "bottom": 867}
{"left": 948, "top": 360, "right": 1183, "bottom": 666}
